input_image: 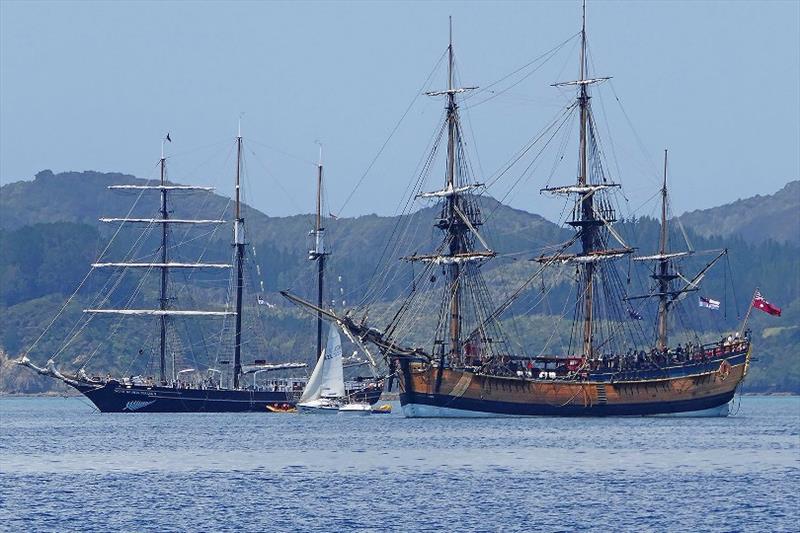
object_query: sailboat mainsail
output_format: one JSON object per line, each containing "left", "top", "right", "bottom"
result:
{"left": 319, "top": 326, "right": 345, "bottom": 398}
{"left": 301, "top": 324, "right": 346, "bottom": 402}
{"left": 299, "top": 348, "right": 325, "bottom": 404}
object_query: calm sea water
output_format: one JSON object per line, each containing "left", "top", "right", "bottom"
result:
{"left": 1, "top": 395, "right": 798, "bottom": 532}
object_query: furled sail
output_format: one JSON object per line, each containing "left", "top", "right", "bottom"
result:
{"left": 83, "top": 309, "right": 235, "bottom": 316}
{"left": 108, "top": 185, "right": 215, "bottom": 191}
{"left": 99, "top": 218, "right": 225, "bottom": 224}
{"left": 91, "top": 262, "right": 231, "bottom": 269}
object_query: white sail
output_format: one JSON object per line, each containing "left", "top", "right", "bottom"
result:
{"left": 108, "top": 185, "right": 214, "bottom": 191}
{"left": 100, "top": 218, "right": 225, "bottom": 224}
{"left": 298, "top": 348, "right": 325, "bottom": 403}
{"left": 319, "top": 324, "right": 345, "bottom": 398}
{"left": 83, "top": 309, "right": 235, "bottom": 316}
{"left": 92, "top": 262, "right": 231, "bottom": 269}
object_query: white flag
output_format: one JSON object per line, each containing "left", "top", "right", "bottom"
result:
{"left": 699, "top": 296, "right": 720, "bottom": 310}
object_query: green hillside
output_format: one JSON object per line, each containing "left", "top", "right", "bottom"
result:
{"left": 678, "top": 180, "right": 799, "bottom": 245}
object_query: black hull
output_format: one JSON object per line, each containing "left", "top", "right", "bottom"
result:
{"left": 71, "top": 380, "right": 383, "bottom": 413}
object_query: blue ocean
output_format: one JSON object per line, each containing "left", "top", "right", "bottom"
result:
{"left": 1, "top": 396, "right": 798, "bottom": 532}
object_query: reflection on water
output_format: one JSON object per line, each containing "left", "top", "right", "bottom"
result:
{"left": 1, "top": 396, "right": 798, "bottom": 531}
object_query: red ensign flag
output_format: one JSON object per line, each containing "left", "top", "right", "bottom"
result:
{"left": 753, "top": 290, "right": 781, "bottom": 317}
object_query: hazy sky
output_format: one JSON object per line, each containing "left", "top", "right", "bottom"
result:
{"left": 2, "top": 0, "right": 798, "bottom": 222}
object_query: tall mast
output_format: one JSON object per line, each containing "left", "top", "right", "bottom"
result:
{"left": 159, "top": 140, "right": 169, "bottom": 383}
{"left": 233, "top": 122, "right": 245, "bottom": 388}
{"left": 446, "top": 16, "right": 462, "bottom": 362}
{"left": 656, "top": 149, "right": 670, "bottom": 351}
{"left": 403, "top": 17, "right": 488, "bottom": 376}
{"left": 577, "top": 0, "right": 596, "bottom": 359}
{"left": 311, "top": 144, "right": 327, "bottom": 361}
{"left": 82, "top": 138, "right": 236, "bottom": 385}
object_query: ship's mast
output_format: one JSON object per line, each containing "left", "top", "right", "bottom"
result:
{"left": 310, "top": 144, "right": 327, "bottom": 361}
{"left": 233, "top": 123, "right": 245, "bottom": 388}
{"left": 159, "top": 141, "right": 169, "bottom": 384}
{"left": 630, "top": 149, "right": 720, "bottom": 345}
{"left": 656, "top": 149, "right": 670, "bottom": 351}
{"left": 399, "top": 17, "right": 490, "bottom": 373}
{"left": 82, "top": 140, "right": 235, "bottom": 383}
{"left": 537, "top": 1, "right": 627, "bottom": 358}
{"left": 445, "top": 17, "right": 462, "bottom": 361}
{"left": 577, "top": 1, "right": 596, "bottom": 359}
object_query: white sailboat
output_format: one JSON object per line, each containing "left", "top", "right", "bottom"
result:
{"left": 298, "top": 324, "right": 370, "bottom": 413}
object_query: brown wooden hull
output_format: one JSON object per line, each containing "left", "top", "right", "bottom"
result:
{"left": 397, "top": 347, "right": 750, "bottom": 417}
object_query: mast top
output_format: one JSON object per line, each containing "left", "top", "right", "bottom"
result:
{"left": 660, "top": 149, "right": 669, "bottom": 255}
{"left": 423, "top": 18, "right": 478, "bottom": 99}
{"left": 580, "top": 0, "right": 586, "bottom": 83}
{"left": 582, "top": 0, "right": 586, "bottom": 37}
{"left": 161, "top": 132, "right": 171, "bottom": 161}
{"left": 448, "top": 16, "right": 453, "bottom": 92}
{"left": 449, "top": 15, "right": 452, "bottom": 47}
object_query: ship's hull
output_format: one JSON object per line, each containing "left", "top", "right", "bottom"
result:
{"left": 398, "top": 347, "right": 749, "bottom": 418}
{"left": 70, "top": 380, "right": 383, "bottom": 413}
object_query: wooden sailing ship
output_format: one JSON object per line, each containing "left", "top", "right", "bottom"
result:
{"left": 19, "top": 127, "right": 382, "bottom": 412}
{"left": 284, "top": 10, "right": 753, "bottom": 417}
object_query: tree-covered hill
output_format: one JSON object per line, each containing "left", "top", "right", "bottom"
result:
{"left": 1, "top": 170, "right": 797, "bottom": 393}
{"left": 678, "top": 180, "right": 799, "bottom": 245}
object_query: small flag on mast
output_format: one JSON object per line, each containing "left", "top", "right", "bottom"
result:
{"left": 699, "top": 296, "right": 721, "bottom": 310}
{"left": 166, "top": 133, "right": 172, "bottom": 142}
{"left": 753, "top": 290, "right": 781, "bottom": 316}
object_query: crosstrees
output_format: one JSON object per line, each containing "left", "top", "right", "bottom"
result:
{"left": 87, "top": 143, "right": 231, "bottom": 384}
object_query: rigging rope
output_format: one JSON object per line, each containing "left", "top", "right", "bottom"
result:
{"left": 25, "top": 180, "right": 150, "bottom": 360}
{"left": 334, "top": 49, "right": 448, "bottom": 218}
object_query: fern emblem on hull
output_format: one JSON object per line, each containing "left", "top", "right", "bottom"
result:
{"left": 124, "top": 400, "right": 156, "bottom": 411}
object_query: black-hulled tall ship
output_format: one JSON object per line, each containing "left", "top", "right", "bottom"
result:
{"left": 283, "top": 11, "right": 754, "bottom": 417}
{"left": 19, "top": 128, "right": 382, "bottom": 412}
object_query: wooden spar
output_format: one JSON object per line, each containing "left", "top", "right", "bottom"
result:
{"left": 656, "top": 149, "right": 670, "bottom": 351}
{"left": 314, "top": 147, "right": 326, "bottom": 362}
{"left": 738, "top": 287, "right": 758, "bottom": 336}
{"left": 446, "top": 16, "right": 461, "bottom": 368}
{"left": 99, "top": 218, "right": 226, "bottom": 224}
{"left": 577, "top": 0, "right": 595, "bottom": 359}
{"left": 660, "top": 150, "right": 669, "bottom": 256}
{"left": 108, "top": 185, "right": 215, "bottom": 191}
{"left": 92, "top": 262, "right": 232, "bottom": 268}
{"left": 159, "top": 150, "right": 168, "bottom": 384}
{"left": 233, "top": 128, "right": 245, "bottom": 389}
{"left": 85, "top": 309, "right": 236, "bottom": 316}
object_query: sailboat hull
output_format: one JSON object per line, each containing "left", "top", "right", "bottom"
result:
{"left": 69, "top": 380, "right": 383, "bottom": 413}
{"left": 398, "top": 346, "right": 749, "bottom": 418}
